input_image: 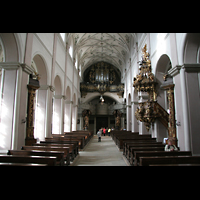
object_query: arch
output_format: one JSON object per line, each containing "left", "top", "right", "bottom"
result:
{"left": 32, "top": 54, "right": 47, "bottom": 85}
{"left": 32, "top": 54, "right": 48, "bottom": 141}
{"left": 72, "top": 93, "right": 77, "bottom": 131}
{"left": 81, "top": 92, "right": 121, "bottom": 104}
{"left": 0, "top": 33, "right": 19, "bottom": 62}
{"left": 64, "top": 86, "right": 72, "bottom": 132}
{"left": 52, "top": 75, "right": 62, "bottom": 134}
{"left": 66, "top": 86, "right": 71, "bottom": 100}
{"left": 154, "top": 54, "right": 172, "bottom": 142}
{"left": 73, "top": 93, "right": 76, "bottom": 105}
{"left": 183, "top": 33, "right": 200, "bottom": 64}
{"left": 54, "top": 75, "right": 62, "bottom": 95}
{"left": 155, "top": 54, "right": 172, "bottom": 87}
{"left": 155, "top": 54, "right": 172, "bottom": 109}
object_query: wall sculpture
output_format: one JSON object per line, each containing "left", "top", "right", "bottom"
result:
{"left": 82, "top": 109, "right": 92, "bottom": 130}
{"left": 113, "top": 109, "right": 122, "bottom": 130}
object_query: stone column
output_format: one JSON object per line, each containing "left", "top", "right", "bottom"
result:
{"left": 64, "top": 100, "right": 73, "bottom": 132}
{"left": 72, "top": 104, "right": 78, "bottom": 131}
{"left": 0, "top": 63, "right": 29, "bottom": 151}
{"left": 52, "top": 94, "right": 62, "bottom": 134}
{"left": 179, "top": 64, "right": 200, "bottom": 154}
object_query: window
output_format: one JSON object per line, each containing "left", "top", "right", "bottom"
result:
{"left": 69, "top": 46, "right": 73, "bottom": 58}
{"left": 0, "top": 40, "right": 5, "bottom": 62}
{"left": 75, "top": 54, "right": 78, "bottom": 69}
{"left": 79, "top": 64, "right": 82, "bottom": 77}
{"left": 60, "top": 33, "right": 65, "bottom": 42}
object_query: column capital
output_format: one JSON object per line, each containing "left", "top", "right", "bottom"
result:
{"left": 168, "top": 65, "right": 182, "bottom": 77}
{"left": 39, "top": 85, "right": 55, "bottom": 92}
{"left": 182, "top": 64, "right": 200, "bottom": 72}
{"left": 0, "top": 62, "right": 21, "bottom": 70}
{"left": 0, "top": 62, "right": 34, "bottom": 75}
{"left": 65, "top": 100, "right": 73, "bottom": 104}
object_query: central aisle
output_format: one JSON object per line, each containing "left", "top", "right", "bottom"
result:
{"left": 72, "top": 135, "right": 127, "bottom": 166}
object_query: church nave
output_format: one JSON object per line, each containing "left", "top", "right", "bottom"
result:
{"left": 72, "top": 135, "right": 127, "bottom": 166}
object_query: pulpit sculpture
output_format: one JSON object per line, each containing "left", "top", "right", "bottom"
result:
{"left": 133, "top": 44, "right": 158, "bottom": 131}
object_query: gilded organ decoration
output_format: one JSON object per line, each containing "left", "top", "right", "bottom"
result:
{"left": 88, "top": 62, "right": 116, "bottom": 85}
{"left": 81, "top": 61, "right": 123, "bottom": 97}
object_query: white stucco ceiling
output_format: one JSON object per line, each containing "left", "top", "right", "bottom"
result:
{"left": 68, "top": 33, "right": 135, "bottom": 73}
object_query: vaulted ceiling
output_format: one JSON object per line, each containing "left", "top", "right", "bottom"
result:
{"left": 68, "top": 33, "right": 135, "bottom": 74}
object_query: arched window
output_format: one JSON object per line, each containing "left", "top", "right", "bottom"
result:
{"left": 60, "top": 33, "right": 65, "bottom": 42}
{"left": 69, "top": 45, "right": 73, "bottom": 58}
{"left": 0, "top": 40, "right": 5, "bottom": 62}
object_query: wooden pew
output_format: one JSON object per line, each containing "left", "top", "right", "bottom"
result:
{"left": 0, "top": 155, "right": 57, "bottom": 166}
{"left": 40, "top": 140, "right": 79, "bottom": 156}
{"left": 117, "top": 136, "right": 155, "bottom": 150}
{"left": 45, "top": 137, "right": 84, "bottom": 149}
{"left": 73, "top": 130, "right": 94, "bottom": 136}
{"left": 0, "top": 163, "right": 48, "bottom": 166}
{"left": 64, "top": 131, "right": 92, "bottom": 143}
{"left": 149, "top": 164, "right": 200, "bottom": 166}
{"left": 123, "top": 141, "right": 162, "bottom": 158}
{"left": 33, "top": 143, "right": 76, "bottom": 161}
{"left": 51, "top": 133, "right": 87, "bottom": 148}
{"left": 134, "top": 151, "right": 192, "bottom": 166}
{"left": 8, "top": 150, "right": 65, "bottom": 166}
{"left": 126, "top": 143, "right": 165, "bottom": 162}
{"left": 110, "top": 130, "right": 133, "bottom": 140}
{"left": 113, "top": 132, "right": 138, "bottom": 145}
{"left": 21, "top": 146, "right": 70, "bottom": 166}
{"left": 139, "top": 156, "right": 200, "bottom": 166}
{"left": 129, "top": 147, "right": 165, "bottom": 165}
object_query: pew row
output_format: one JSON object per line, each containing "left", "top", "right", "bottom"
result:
{"left": 21, "top": 146, "right": 70, "bottom": 166}
{"left": 134, "top": 151, "right": 192, "bottom": 166}
{"left": 8, "top": 150, "right": 65, "bottom": 166}
{"left": 33, "top": 143, "right": 77, "bottom": 161}
{"left": 139, "top": 156, "right": 200, "bottom": 166}
{"left": 0, "top": 155, "right": 57, "bottom": 166}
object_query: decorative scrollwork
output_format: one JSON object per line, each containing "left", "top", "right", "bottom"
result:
{"left": 133, "top": 44, "right": 158, "bottom": 131}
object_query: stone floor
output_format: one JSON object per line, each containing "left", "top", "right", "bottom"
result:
{"left": 72, "top": 135, "right": 128, "bottom": 166}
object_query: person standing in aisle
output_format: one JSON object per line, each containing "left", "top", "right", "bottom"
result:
{"left": 103, "top": 127, "right": 106, "bottom": 136}
{"left": 97, "top": 129, "right": 102, "bottom": 142}
{"left": 108, "top": 128, "right": 111, "bottom": 136}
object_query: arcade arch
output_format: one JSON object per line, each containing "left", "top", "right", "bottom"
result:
{"left": 64, "top": 86, "right": 72, "bottom": 132}
{"left": 32, "top": 54, "right": 48, "bottom": 141}
{"left": 154, "top": 54, "right": 172, "bottom": 142}
{"left": 52, "top": 75, "right": 62, "bottom": 134}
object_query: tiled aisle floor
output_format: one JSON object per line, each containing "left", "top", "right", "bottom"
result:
{"left": 72, "top": 135, "right": 127, "bottom": 166}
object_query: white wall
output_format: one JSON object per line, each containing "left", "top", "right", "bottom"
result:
{"left": 0, "top": 33, "right": 80, "bottom": 151}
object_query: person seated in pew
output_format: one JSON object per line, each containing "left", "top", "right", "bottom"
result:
{"left": 165, "top": 139, "right": 178, "bottom": 151}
